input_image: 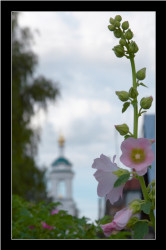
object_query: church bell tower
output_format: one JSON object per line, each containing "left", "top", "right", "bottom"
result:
{"left": 47, "top": 134, "right": 78, "bottom": 216}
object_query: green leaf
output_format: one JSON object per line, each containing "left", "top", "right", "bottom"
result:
{"left": 139, "top": 82, "right": 148, "bottom": 88}
{"left": 141, "top": 201, "right": 152, "bottom": 215}
{"left": 122, "top": 101, "right": 130, "bottom": 113}
{"left": 112, "top": 169, "right": 129, "bottom": 177}
{"left": 133, "top": 221, "right": 149, "bottom": 239}
{"left": 114, "top": 173, "right": 130, "bottom": 188}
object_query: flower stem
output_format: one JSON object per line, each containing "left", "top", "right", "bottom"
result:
{"left": 129, "top": 56, "right": 155, "bottom": 231}
{"left": 139, "top": 176, "right": 148, "bottom": 200}
{"left": 130, "top": 56, "right": 138, "bottom": 139}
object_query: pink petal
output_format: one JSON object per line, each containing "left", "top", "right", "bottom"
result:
{"left": 114, "top": 207, "right": 133, "bottom": 228}
{"left": 92, "top": 154, "right": 117, "bottom": 172}
{"left": 94, "top": 170, "right": 116, "bottom": 197}
{"left": 137, "top": 138, "right": 151, "bottom": 150}
{"left": 145, "top": 149, "right": 155, "bottom": 164}
{"left": 106, "top": 184, "right": 125, "bottom": 204}
{"left": 101, "top": 221, "right": 117, "bottom": 237}
{"left": 120, "top": 152, "right": 133, "bottom": 168}
{"left": 113, "top": 155, "right": 116, "bottom": 163}
{"left": 121, "top": 137, "right": 137, "bottom": 152}
{"left": 51, "top": 209, "right": 59, "bottom": 215}
{"left": 135, "top": 167, "right": 148, "bottom": 176}
{"left": 41, "top": 222, "right": 54, "bottom": 230}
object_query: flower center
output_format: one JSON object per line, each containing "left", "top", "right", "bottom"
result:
{"left": 135, "top": 153, "right": 140, "bottom": 159}
{"left": 131, "top": 148, "right": 145, "bottom": 163}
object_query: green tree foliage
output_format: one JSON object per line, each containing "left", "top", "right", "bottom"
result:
{"left": 12, "top": 12, "right": 60, "bottom": 202}
{"left": 12, "top": 195, "right": 132, "bottom": 239}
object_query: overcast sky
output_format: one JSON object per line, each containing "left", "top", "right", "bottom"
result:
{"left": 18, "top": 11, "right": 155, "bottom": 222}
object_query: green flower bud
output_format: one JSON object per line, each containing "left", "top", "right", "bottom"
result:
{"left": 115, "top": 90, "right": 129, "bottom": 101}
{"left": 128, "top": 41, "right": 139, "bottom": 53}
{"left": 136, "top": 68, "right": 146, "bottom": 80}
{"left": 125, "top": 29, "right": 133, "bottom": 40}
{"left": 108, "top": 24, "right": 115, "bottom": 31}
{"left": 140, "top": 96, "right": 153, "bottom": 109}
{"left": 113, "top": 29, "right": 122, "bottom": 38}
{"left": 114, "top": 21, "right": 120, "bottom": 28}
{"left": 112, "top": 168, "right": 130, "bottom": 177}
{"left": 129, "top": 200, "right": 141, "bottom": 214}
{"left": 122, "top": 21, "right": 129, "bottom": 30}
{"left": 149, "top": 187, "right": 155, "bottom": 200}
{"left": 115, "top": 15, "right": 122, "bottom": 22}
{"left": 129, "top": 87, "right": 139, "bottom": 99}
{"left": 109, "top": 17, "right": 115, "bottom": 24}
{"left": 112, "top": 45, "right": 125, "bottom": 58}
{"left": 126, "top": 216, "right": 139, "bottom": 228}
{"left": 119, "top": 38, "right": 127, "bottom": 46}
{"left": 114, "top": 123, "right": 129, "bottom": 135}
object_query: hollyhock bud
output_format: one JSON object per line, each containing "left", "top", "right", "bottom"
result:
{"left": 101, "top": 207, "right": 133, "bottom": 237}
{"left": 113, "top": 29, "right": 122, "bottom": 38}
{"left": 129, "top": 87, "right": 139, "bottom": 99}
{"left": 129, "top": 200, "right": 141, "bottom": 214}
{"left": 109, "top": 17, "right": 115, "bottom": 24}
{"left": 92, "top": 154, "right": 125, "bottom": 204}
{"left": 114, "top": 21, "right": 120, "bottom": 28}
{"left": 115, "top": 90, "right": 129, "bottom": 101}
{"left": 122, "top": 21, "right": 129, "bottom": 30}
{"left": 128, "top": 41, "right": 139, "bottom": 53}
{"left": 140, "top": 96, "right": 153, "bottom": 109}
{"left": 115, "top": 15, "right": 122, "bottom": 22}
{"left": 119, "top": 38, "right": 127, "bottom": 46}
{"left": 136, "top": 67, "right": 146, "bottom": 80}
{"left": 125, "top": 29, "right": 133, "bottom": 40}
{"left": 120, "top": 137, "right": 155, "bottom": 176}
{"left": 115, "top": 123, "right": 129, "bottom": 136}
{"left": 108, "top": 24, "right": 115, "bottom": 31}
{"left": 112, "top": 45, "right": 125, "bottom": 57}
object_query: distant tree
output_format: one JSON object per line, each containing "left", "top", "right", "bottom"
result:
{"left": 12, "top": 12, "right": 60, "bottom": 202}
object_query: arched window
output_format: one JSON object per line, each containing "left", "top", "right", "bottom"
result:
{"left": 58, "top": 180, "right": 66, "bottom": 198}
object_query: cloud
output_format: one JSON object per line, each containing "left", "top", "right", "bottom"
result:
{"left": 19, "top": 11, "right": 155, "bottom": 72}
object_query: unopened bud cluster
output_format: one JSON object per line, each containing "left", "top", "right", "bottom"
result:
{"left": 108, "top": 15, "right": 139, "bottom": 58}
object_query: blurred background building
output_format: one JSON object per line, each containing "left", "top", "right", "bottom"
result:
{"left": 46, "top": 135, "right": 78, "bottom": 217}
{"left": 143, "top": 114, "right": 155, "bottom": 186}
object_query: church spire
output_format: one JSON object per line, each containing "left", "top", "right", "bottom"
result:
{"left": 58, "top": 134, "right": 65, "bottom": 156}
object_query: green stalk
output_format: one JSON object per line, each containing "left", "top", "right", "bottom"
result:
{"left": 129, "top": 55, "right": 155, "bottom": 231}
{"left": 130, "top": 56, "right": 138, "bottom": 139}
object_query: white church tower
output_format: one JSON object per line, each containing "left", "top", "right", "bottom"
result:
{"left": 47, "top": 134, "right": 78, "bottom": 217}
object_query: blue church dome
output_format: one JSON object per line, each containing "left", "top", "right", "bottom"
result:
{"left": 51, "top": 156, "right": 72, "bottom": 167}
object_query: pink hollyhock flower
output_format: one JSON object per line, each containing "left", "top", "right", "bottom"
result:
{"left": 101, "top": 207, "right": 133, "bottom": 237}
{"left": 120, "top": 137, "right": 155, "bottom": 176}
{"left": 51, "top": 209, "right": 59, "bottom": 215}
{"left": 92, "top": 154, "right": 125, "bottom": 204}
{"left": 41, "top": 222, "right": 54, "bottom": 230}
{"left": 28, "top": 225, "right": 35, "bottom": 230}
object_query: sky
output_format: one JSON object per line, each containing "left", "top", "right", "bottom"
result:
{"left": 18, "top": 11, "right": 155, "bottom": 223}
